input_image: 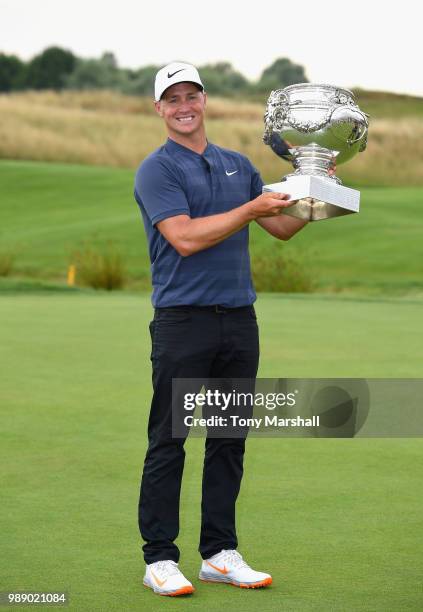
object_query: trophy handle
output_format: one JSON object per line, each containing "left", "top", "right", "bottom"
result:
{"left": 329, "top": 107, "right": 369, "bottom": 147}
{"left": 263, "top": 89, "right": 289, "bottom": 143}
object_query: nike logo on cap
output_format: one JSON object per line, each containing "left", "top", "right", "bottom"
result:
{"left": 226, "top": 170, "right": 238, "bottom": 176}
{"left": 168, "top": 69, "right": 185, "bottom": 78}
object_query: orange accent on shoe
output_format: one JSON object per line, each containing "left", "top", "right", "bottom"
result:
{"left": 206, "top": 561, "right": 229, "bottom": 574}
{"left": 160, "top": 585, "right": 195, "bottom": 596}
{"left": 238, "top": 577, "right": 272, "bottom": 588}
{"left": 199, "top": 576, "right": 272, "bottom": 588}
{"left": 150, "top": 570, "right": 167, "bottom": 588}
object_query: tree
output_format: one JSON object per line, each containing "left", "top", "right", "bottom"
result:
{"left": 64, "top": 53, "right": 128, "bottom": 90}
{"left": 197, "top": 62, "right": 249, "bottom": 96}
{"left": 0, "top": 53, "right": 26, "bottom": 91}
{"left": 101, "top": 52, "right": 118, "bottom": 70}
{"left": 25, "top": 46, "right": 76, "bottom": 90}
{"left": 123, "top": 65, "right": 160, "bottom": 95}
{"left": 257, "top": 58, "right": 308, "bottom": 92}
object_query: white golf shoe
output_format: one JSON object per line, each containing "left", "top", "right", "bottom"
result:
{"left": 143, "top": 560, "right": 194, "bottom": 596}
{"left": 199, "top": 549, "right": 272, "bottom": 588}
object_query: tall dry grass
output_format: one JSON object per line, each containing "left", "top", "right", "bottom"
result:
{"left": 0, "top": 90, "right": 422, "bottom": 185}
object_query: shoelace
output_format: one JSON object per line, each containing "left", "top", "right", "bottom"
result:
{"left": 151, "top": 560, "right": 181, "bottom": 577}
{"left": 219, "top": 549, "right": 250, "bottom": 569}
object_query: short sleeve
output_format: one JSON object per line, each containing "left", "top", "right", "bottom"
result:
{"left": 134, "top": 157, "right": 190, "bottom": 226}
{"left": 248, "top": 160, "right": 264, "bottom": 199}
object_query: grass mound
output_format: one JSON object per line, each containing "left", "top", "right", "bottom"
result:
{"left": 1, "top": 161, "right": 422, "bottom": 295}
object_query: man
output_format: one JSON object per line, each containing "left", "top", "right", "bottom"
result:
{"left": 134, "top": 61, "right": 308, "bottom": 597}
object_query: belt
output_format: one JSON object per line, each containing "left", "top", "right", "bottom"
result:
{"left": 155, "top": 304, "right": 253, "bottom": 314}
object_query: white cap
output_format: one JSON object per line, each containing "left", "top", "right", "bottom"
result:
{"left": 154, "top": 62, "right": 204, "bottom": 102}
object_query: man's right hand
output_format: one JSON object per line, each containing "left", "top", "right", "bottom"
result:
{"left": 248, "top": 192, "right": 296, "bottom": 218}
{"left": 156, "top": 192, "right": 297, "bottom": 257}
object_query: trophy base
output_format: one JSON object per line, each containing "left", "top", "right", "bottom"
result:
{"left": 262, "top": 175, "right": 360, "bottom": 221}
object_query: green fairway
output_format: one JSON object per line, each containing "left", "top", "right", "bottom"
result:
{"left": 1, "top": 292, "right": 422, "bottom": 611}
{"left": 1, "top": 160, "right": 423, "bottom": 294}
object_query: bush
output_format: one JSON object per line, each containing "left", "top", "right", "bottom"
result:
{"left": 0, "top": 252, "right": 16, "bottom": 276}
{"left": 72, "top": 243, "right": 126, "bottom": 290}
{"left": 252, "top": 249, "right": 316, "bottom": 293}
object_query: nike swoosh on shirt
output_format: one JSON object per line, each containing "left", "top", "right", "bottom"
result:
{"left": 226, "top": 170, "right": 238, "bottom": 176}
{"left": 168, "top": 69, "right": 185, "bottom": 78}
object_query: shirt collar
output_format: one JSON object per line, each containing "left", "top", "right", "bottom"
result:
{"left": 165, "top": 137, "right": 213, "bottom": 159}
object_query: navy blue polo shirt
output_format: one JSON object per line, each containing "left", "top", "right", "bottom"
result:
{"left": 134, "top": 138, "right": 264, "bottom": 308}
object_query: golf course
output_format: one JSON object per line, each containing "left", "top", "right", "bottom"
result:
{"left": 1, "top": 292, "right": 422, "bottom": 610}
{"left": 1, "top": 160, "right": 422, "bottom": 294}
{"left": 1, "top": 89, "right": 423, "bottom": 610}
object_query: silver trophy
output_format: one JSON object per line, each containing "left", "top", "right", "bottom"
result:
{"left": 263, "top": 83, "right": 369, "bottom": 221}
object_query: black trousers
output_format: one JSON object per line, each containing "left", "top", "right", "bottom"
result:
{"left": 138, "top": 305, "right": 260, "bottom": 564}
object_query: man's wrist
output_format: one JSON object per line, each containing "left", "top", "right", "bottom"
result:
{"left": 240, "top": 201, "right": 257, "bottom": 222}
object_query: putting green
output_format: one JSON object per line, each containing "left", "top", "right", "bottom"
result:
{"left": 1, "top": 292, "right": 422, "bottom": 610}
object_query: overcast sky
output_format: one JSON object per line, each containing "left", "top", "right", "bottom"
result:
{"left": 1, "top": 0, "right": 421, "bottom": 97}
